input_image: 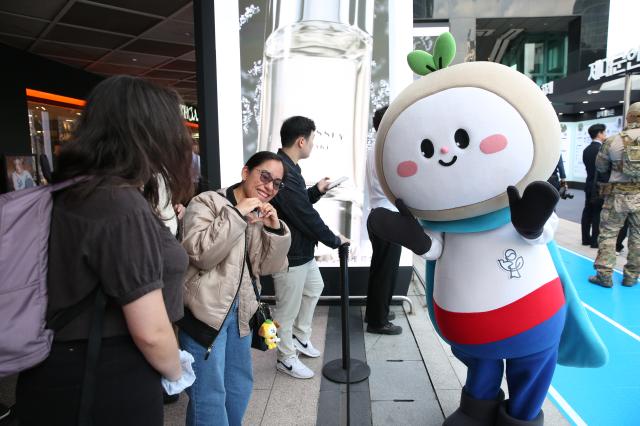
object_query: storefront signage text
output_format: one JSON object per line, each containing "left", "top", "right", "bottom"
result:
{"left": 588, "top": 47, "right": 640, "bottom": 81}
{"left": 597, "top": 108, "right": 616, "bottom": 118}
{"left": 541, "top": 81, "right": 554, "bottom": 95}
{"left": 180, "top": 104, "right": 199, "bottom": 123}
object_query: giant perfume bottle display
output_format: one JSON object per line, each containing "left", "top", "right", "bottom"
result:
{"left": 258, "top": 0, "right": 373, "bottom": 262}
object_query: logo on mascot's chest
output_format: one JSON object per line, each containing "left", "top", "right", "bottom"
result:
{"left": 497, "top": 249, "right": 524, "bottom": 279}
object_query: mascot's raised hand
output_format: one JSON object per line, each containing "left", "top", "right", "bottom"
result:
{"left": 507, "top": 182, "right": 559, "bottom": 239}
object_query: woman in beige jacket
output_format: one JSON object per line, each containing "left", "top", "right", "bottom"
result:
{"left": 178, "top": 151, "right": 291, "bottom": 426}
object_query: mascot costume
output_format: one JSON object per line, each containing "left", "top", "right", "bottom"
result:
{"left": 368, "top": 33, "right": 608, "bottom": 426}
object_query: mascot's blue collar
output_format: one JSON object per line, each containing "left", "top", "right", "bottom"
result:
{"left": 419, "top": 207, "right": 511, "bottom": 233}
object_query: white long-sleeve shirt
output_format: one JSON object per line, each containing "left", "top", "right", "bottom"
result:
{"left": 365, "top": 147, "right": 397, "bottom": 212}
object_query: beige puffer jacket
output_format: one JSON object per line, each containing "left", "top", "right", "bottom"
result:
{"left": 181, "top": 189, "right": 290, "bottom": 337}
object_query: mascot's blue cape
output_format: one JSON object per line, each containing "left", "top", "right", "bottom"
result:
{"left": 420, "top": 207, "right": 608, "bottom": 368}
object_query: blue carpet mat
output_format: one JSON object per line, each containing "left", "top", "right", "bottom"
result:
{"left": 549, "top": 247, "right": 640, "bottom": 426}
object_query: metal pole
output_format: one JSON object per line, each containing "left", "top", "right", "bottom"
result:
{"left": 260, "top": 294, "right": 414, "bottom": 313}
{"left": 193, "top": 0, "right": 221, "bottom": 190}
{"left": 322, "top": 246, "right": 371, "bottom": 386}
{"left": 623, "top": 73, "right": 632, "bottom": 128}
{"left": 340, "top": 244, "right": 351, "bottom": 426}
{"left": 340, "top": 244, "right": 350, "bottom": 371}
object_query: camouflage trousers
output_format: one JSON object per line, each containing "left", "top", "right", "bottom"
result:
{"left": 594, "top": 186, "right": 640, "bottom": 280}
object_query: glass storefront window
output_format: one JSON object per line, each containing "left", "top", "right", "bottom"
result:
{"left": 27, "top": 100, "right": 82, "bottom": 183}
{"left": 501, "top": 34, "right": 568, "bottom": 85}
{"left": 524, "top": 42, "right": 544, "bottom": 75}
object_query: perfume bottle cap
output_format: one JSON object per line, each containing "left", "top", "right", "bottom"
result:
{"left": 268, "top": 0, "right": 373, "bottom": 34}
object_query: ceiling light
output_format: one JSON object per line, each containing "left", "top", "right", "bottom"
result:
{"left": 579, "top": 111, "right": 585, "bottom": 114}
{"left": 587, "top": 89, "right": 600, "bottom": 94}
{"left": 132, "top": 58, "right": 138, "bottom": 62}
{"left": 600, "top": 107, "right": 605, "bottom": 110}
{"left": 582, "top": 100, "right": 589, "bottom": 104}
{"left": 558, "top": 112, "right": 563, "bottom": 115}
{"left": 619, "top": 100, "right": 624, "bottom": 103}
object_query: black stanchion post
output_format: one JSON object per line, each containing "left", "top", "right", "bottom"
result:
{"left": 340, "top": 244, "right": 350, "bottom": 372}
{"left": 322, "top": 243, "right": 371, "bottom": 386}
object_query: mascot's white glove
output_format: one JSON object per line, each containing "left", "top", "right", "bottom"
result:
{"left": 161, "top": 349, "right": 196, "bottom": 395}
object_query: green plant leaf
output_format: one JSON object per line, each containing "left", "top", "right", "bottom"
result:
{"left": 433, "top": 32, "right": 456, "bottom": 69}
{"left": 407, "top": 50, "right": 437, "bottom": 76}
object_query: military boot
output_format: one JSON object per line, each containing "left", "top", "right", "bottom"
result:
{"left": 622, "top": 275, "right": 638, "bottom": 287}
{"left": 495, "top": 402, "right": 543, "bottom": 426}
{"left": 443, "top": 388, "right": 504, "bottom": 426}
{"left": 588, "top": 274, "right": 613, "bottom": 288}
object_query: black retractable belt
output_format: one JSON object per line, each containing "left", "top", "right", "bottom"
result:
{"left": 321, "top": 244, "right": 370, "bottom": 425}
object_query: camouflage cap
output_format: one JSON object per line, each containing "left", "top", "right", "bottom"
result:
{"left": 628, "top": 102, "right": 640, "bottom": 123}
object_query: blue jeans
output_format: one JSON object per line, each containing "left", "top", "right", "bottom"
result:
{"left": 179, "top": 301, "right": 253, "bottom": 426}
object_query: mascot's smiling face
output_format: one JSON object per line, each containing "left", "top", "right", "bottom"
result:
{"left": 376, "top": 61, "right": 561, "bottom": 221}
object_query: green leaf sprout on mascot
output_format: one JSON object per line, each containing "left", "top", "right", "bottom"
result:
{"left": 368, "top": 32, "right": 608, "bottom": 426}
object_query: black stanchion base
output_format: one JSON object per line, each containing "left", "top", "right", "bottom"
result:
{"left": 322, "top": 359, "right": 371, "bottom": 384}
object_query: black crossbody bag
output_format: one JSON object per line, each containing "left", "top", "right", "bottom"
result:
{"left": 246, "top": 253, "right": 273, "bottom": 352}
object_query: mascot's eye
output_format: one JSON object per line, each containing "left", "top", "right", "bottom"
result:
{"left": 421, "top": 138, "right": 434, "bottom": 158}
{"left": 454, "top": 129, "right": 470, "bottom": 149}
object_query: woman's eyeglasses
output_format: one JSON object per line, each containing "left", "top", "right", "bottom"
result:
{"left": 258, "top": 170, "right": 285, "bottom": 190}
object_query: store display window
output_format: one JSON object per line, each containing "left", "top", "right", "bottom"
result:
{"left": 24, "top": 88, "right": 199, "bottom": 187}
{"left": 26, "top": 89, "right": 84, "bottom": 184}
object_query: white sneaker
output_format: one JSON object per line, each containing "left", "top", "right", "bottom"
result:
{"left": 277, "top": 356, "right": 314, "bottom": 379}
{"left": 293, "top": 335, "right": 321, "bottom": 358}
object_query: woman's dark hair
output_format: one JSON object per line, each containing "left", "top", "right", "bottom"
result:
{"left": 56, "top": 75, "right": 193, "bottom": 207}
{"left": 245, "top": 151, "right": 287, "bottom": 180}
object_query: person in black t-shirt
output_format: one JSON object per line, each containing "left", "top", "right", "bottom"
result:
{"left": 16, "top": 76, "right": 195, "bottom": 426}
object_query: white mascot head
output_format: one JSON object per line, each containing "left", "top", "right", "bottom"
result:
{"left": 375, "top": 33, "right": 560, "bottom": 221}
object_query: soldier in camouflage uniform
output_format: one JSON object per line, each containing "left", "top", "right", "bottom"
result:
{"left": 589, "top": 102, "right": 640, "bottom": 287}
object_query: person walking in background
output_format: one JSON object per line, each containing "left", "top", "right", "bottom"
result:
{"left": 364, "top": 106, "right": 402, "bottom": 335}
{"left": 548, "top": 154, "right": 567, "bottom": 192}
{"left": 589, "top": 102, "right": 640, "bottom": 288}
{"left": 271, "top": 116, "right": 349, "bottom": 379}
{"left": 178, "top": 151, "right": 291, "bottom": 425}
{"left": 191, "top": 140, "right": 201, "bottom": 193}
{"left": 616, "top": 218, "right": 629, "bottom": 253}
{"left": 16, "top": 75, "right": 195, "bottom": 426}
{"left": 582, "top": 123, "right": 607, "bottom": 248}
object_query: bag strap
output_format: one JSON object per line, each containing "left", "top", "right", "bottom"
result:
{"left": 46, "top": 286, "right": 107, "bottom": 426}
{"left": 49, "top": 175, "right": 89, "bottom": 193}
{"left": 77, "top": 288, "right": 107, "bottom": 426}
{"left": 245, "top": 249, "right": 260, "bottom": 303}
{"left": 46, "top": 287, "right": 100, "bottom": 331}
